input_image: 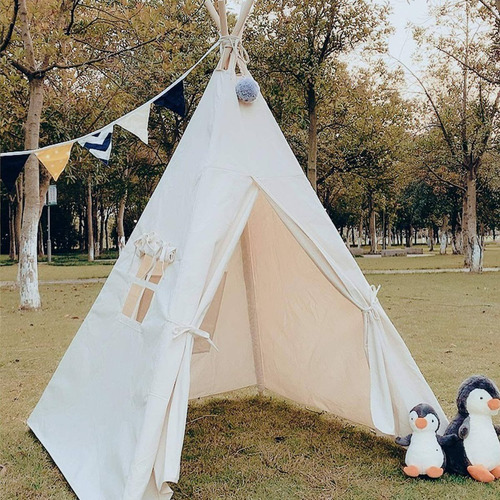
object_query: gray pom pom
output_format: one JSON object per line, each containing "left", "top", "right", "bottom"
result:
{"left": 235, "top": 77, "right": 260, "bottom": 103}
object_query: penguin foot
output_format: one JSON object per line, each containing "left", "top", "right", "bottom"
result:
{"left": 426, "top": 466, "right": 444, "bottom": 478}
{"left": 403, "top": 465, "right": 420, "bottom": 477}
{"left": 490, "top": 466, "right": 500, "bottom": 479}
{"left": 467, "top": 465, "right": 495, "bottom": 483}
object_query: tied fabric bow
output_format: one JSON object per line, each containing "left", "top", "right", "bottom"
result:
{"left": 134, "top": 232, "right": 176, "bottom": 264}
{"left": 362, "top": 284, "right": 381, "bottom": 321}
{"left": 172, "top": 325, "right": 219, "bottom": 351}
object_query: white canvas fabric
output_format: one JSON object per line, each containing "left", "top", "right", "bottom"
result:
{"left": 29, "top": 68, "right": 447, "bottom": 500}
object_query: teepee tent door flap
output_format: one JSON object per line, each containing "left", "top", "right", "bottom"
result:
{"left": 124, "top": 176, "right": 260, "bottom": 499}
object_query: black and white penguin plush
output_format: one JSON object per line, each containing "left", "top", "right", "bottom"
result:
{"left": 396, "top": 403, "right": 451, "bottom": 478}
{"left": 443, "top": 375, "right": 500, "bottom": 482}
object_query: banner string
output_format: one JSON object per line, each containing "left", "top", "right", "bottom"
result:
{"left": 1, "top": 40, "right": 221, "bottom": 158}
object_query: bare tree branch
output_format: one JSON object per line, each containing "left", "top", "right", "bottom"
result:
{"left": 423, "top": 162, "right": 466, "bottom": 192}
{"left": 65, "top": 0, "right": 81, "bottom": 35}
{"left": 436, "top": 45, "right": 499, "bottom": 85}
{"left": 477, "top": 0, "right": 500, "bottom": 22}
{"left": 0, "top": 0, "right": 19, "bottom": 53}
{"left": 392, "top": 55, "right": 461, "bottom": 165}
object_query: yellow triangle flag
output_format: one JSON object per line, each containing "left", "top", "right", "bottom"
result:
{"left": 36, "top": 142, "right": 74, "bottom": 181}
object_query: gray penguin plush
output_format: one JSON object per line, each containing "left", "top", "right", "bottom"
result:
{"left": 443, "top": 375, "right": 500, "bottom": 482}
{"left": 396, "top": 403, "right": 453, "bottom": 478}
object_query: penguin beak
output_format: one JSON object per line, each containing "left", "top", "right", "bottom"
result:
{"left": 415, "top": 417, "right": 427, "bottom": 429}
{"left": 488, "top": 398, "right": 500, "bottom": 411}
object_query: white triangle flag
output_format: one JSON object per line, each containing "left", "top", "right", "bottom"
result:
{"left": 116, "top": 104, "right": 151, "bottom": 145}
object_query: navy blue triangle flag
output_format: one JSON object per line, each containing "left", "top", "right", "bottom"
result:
{"left": 153, "top": 80, "right": 186, "bottom": 117}
{"left": 0, "top": 153, "right": 30, "bottom": 192}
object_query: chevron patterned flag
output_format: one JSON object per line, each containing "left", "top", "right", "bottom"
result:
{"left": 78, "top": 125, "right": 114, "bottom": 164}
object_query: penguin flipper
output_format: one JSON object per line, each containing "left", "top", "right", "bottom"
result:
{"left": 458, "top": 417, "right": 470, "bottom": 440}
{"left": 395, "top": 434, "right": 411, "bottom": 447}
{"left": 438, "top": 434, "right": 459, "bottom": 448}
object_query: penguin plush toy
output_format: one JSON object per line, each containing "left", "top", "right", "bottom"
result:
{"left": 443, "top": 375, "right": 500, "bottom": 482}
{"left": 396, "top": 403, "right": 451, "bottom": 478}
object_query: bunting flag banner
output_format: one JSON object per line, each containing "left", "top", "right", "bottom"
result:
{"left": 36, "top": 142, "right": 74, "bottom": 181}
{"left": 0, "top": 40, "right": 221, "bottom": 166}
{"left": 78, "top": 126, "right": 114, "bottom": 164}
{"left": 153, "top": 80, "right": 186, "bottom": 117}
{"left": 0, "top": 153, "right": 30, "bottom": 192}
{"left": 116, "top": 104, "right": 151, "bottom": 144}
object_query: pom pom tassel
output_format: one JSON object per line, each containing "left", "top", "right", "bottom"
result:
{"left": 236, "top": 77, "right": 260, "bottom": 103}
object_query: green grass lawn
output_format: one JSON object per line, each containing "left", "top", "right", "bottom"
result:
{"left": 1, "top": 245, "right": 498, "bottom": 282}
{"left": 1, "top": 264, "right": 499, "bottom": 498}
{"left": 356, "top": 243, "right": 500, "bottom": 272}
{"left": 0, "top": 263, "right": 112, "bottom": 282}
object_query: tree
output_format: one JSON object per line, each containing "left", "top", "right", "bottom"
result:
{"left": 0, "top": 0, "right": 206, "bottom": 308}
{"left": 317, "top": 67, "right": 414, "bottom": 253}
{"left": 409, "top": 0, "right": 499, "bottom": 272}
{"left": 246, "top": 0, "right": 390, "bottom": 191}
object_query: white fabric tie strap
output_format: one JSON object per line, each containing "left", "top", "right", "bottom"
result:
{"left": 361, "top": 284, "right": 381, "bottom": 321}
{"left": 171, "top": 324, "right": 219, "bottom": 352}
{"left": 219, "top": 34, "right": 250, "bottom": 65}
{"left": 134, "top": 231, "right": 165, "bottom": 257}
{"left": 361, "top": 284, "right": 382, "bottom": 360}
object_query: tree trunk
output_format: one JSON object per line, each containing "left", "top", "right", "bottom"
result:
{"left": 78, "top": 211, "right": 84, "bottom": 251}
{"left": 104, "top": 210, "right": 110, "bottom": 251}
{"left": 306, "top": 83, "right": 318, "bottom": 191}
{"left": 19, "top": 77, "right": 44, "bottom": 309}
{"left": 427, "top": 227, "right": 434, "bottom": 252}
{"left": 99, "top": 201, "right": 105, "bottom": 256}
{"left": 369, "top": 203, "right": 377, "bottom": 254}
{"left": 357, "top": 214, "right": 363, "bottom": 248}
{"left": 8, "top": 197, "right": 17, "bottom": 260}
{"left": 439, "top": 215, "right": 448, "bottom": 255}
{"left": 14, "top": 177, "right": 23, "bottom": 261}
{"left": 38, "top": 220, "right": 45, "bottom": 257}
{"left": 117, "top": 191, "right": 127, "bottom": 254}
{"left": 387, "top": 218, "right": 392, "bottom": 247}
{"left": 464, "top": 173, "right": 483, "bottom": 272}
{"left": 93, "top": 194, "right": 100, "bottom": 258}
{"left": 405, "top": 226, "right": 412, "bottom": 248}
{"left": 87, "top": 177, "right": 94, "bottom": 262}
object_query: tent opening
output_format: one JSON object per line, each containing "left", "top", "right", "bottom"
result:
{"left": 190, "top": 191, "right": 373, "bottom": 429}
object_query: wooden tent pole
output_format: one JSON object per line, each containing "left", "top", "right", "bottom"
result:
{"left": 232, "top": 0, "right": 256, "bottom": 38}
{"left": 204, "top": 0, "right": 221, "bottom": 30}
{"left": 220, "top": 0, "right": 256, "bottom": 70}
{"left": 241, "top": 223, "right": 265, "bottom": 395}
{"left": 218, "top": 1, "right": 229, "bottom": 36}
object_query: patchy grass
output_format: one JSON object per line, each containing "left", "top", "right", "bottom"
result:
{"left": 0, "top": 283, "right": 101, "bottom": 499}
{"left": 0, "top": 252, "right": 117, "bottom": 267}
{"left": 1, "top": 269, "right": 499, "bottom": 499}
{"left": 369, "top": 272, "right": 500, "bottom": 416}
{"left": 0, "top": 264, "right": 112, "bottom": 283}
{"left": 357, "top": 244, "right": 500, "bottom": 272}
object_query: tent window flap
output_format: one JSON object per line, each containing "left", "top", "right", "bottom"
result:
{"left": 122, "top": 234, "right": 176, "bottom": 323}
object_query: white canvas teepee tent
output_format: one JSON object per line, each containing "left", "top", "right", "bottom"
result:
{"left": 28, "top": 2, "right": 447, "bottom": 499}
